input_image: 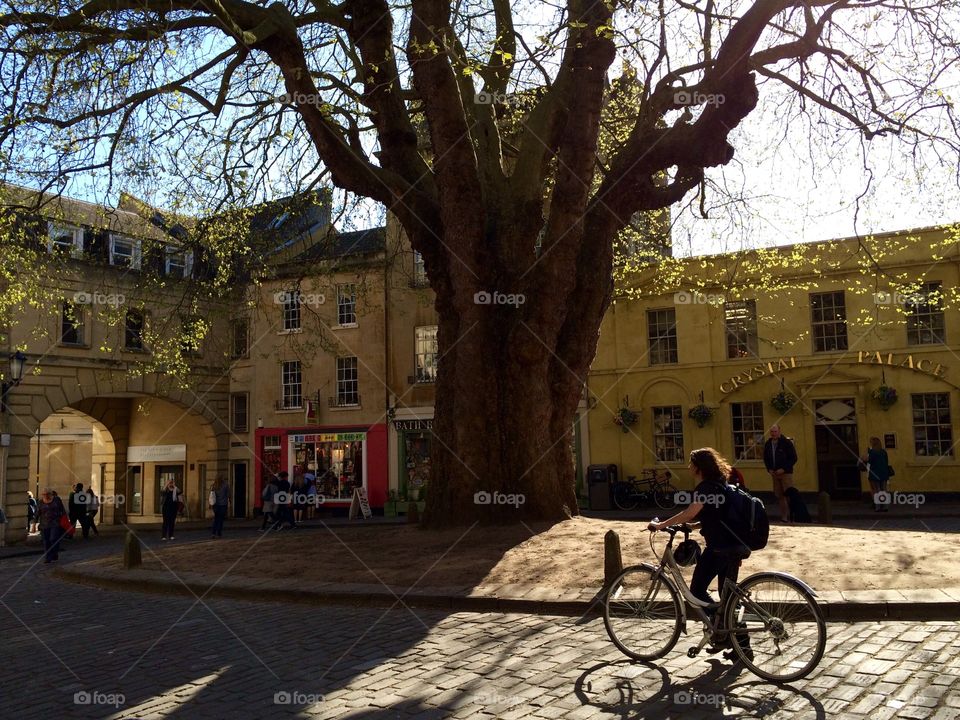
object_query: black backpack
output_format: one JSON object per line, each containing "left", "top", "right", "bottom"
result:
{"left": 721, "top": 483, "right": 769, "bottom": 551}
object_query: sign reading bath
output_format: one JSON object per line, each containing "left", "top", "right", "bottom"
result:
{"left": 128, "top": 444, "right": 187, "bottom": 462}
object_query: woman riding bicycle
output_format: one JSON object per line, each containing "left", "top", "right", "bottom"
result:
{"left": 649, "top": 447, "right": 751, "bottom": 659}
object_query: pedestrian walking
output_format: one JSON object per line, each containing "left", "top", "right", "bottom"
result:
{"left": 260, "top": 474, "right": 279, "bottom": 532}
{"left": 292, "top": 474, "right": 306, "bottom": 524}
{"left": 160, "top": 478, "right": 182, "bottom": 540}
{"left": 26, "top": 491, "right": 39, "bottom": 535}
{"left": 210, "top": 477, "right": 230, "bottom": 537}
{"left": 37, "top": 488, "right": 66, "bottom": 563}
{"left": 68, "top": 483, "right": 93, "bottom": 539}
{"left": 87, "top": 491, "right": 100, "bottom": 536}
{"left": 763, "top": 424, "right": 798, "bottom": 523}
{"left": 861, "top": 436, "right": 892, "bottom": 512}
{"left": 274, "top": 471, "right": 295, "bottom": 529}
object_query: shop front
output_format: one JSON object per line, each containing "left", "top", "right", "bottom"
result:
{"left": 254, "top": 424, "right": 387, "bottom": 509}
{"left": 396, "top": 418, "right": 433, "bottom": 501}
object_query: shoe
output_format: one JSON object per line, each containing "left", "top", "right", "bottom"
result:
{"left": 161, "top": 537, "right": 167, "bottom": 541}
{"left": 723, "top": 647, "right": 753, "bottom": 662}
{"left": 169, "top": 536, "right": 174, "bottom": 540}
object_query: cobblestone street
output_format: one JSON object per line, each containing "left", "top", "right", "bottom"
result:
{"left": 0, "top": 535, "right": 958, "bottom": 719}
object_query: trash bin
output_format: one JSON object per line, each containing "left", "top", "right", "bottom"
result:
{"left": 587, "top": 464, "right": 618, "bottom": 511}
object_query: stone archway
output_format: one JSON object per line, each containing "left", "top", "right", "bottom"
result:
{"left": 1, "top": 367, "right": 229, "bottom": 544}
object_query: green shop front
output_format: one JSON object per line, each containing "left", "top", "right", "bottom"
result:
{"left": 388, "top": 417, "right": 433, "bottom": 515}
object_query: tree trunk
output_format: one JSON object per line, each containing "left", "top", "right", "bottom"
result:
{"left": 420, "top": 211, "right": 616, "bottom": 526}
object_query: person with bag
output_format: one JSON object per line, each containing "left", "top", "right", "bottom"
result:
{"left": 160, "top": 478, "right": 182, "bottom": 540}
{"left": 763, "top": 425, "right": 798, "bottom": 523}
{"left": 649, "top": 447, "right": 754, "bottom": 661}
{"left": 861, "top": 436, "right": 892, "bottom": 512}
{"left": 259, "top": 474, "right": 279, "bottom": 532}
{"left": 37, "top": 488, "right": 67, "bottom": 563}
{"left": 209, "top": 477, "right": 230, "bottom": 537}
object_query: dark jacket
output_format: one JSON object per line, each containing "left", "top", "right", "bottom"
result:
{"left": 865, "top": 448, "right": 890, "bottom": 484}
{"left": 160, "top": 487, "right": 182, "bottom": 514}
{"left": 763, "top": 436, "right": 798, "bottom": 473}
{"left": 37, "top": 497, "right": 65, "bottom": 530}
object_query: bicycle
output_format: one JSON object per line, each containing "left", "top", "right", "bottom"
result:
{"left": 612, "top": 469, "right": 677, "bottom": 511}
{"left": 603, "top": 522, "right": 826, "bottom": 683}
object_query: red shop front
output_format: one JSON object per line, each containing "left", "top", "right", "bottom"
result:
{"left": 254, "top": 424, "right": 388, "bottom": 509}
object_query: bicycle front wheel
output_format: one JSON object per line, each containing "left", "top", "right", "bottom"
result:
{"left": 604, "top": 565, "right": 682, "bottom": 661}
{"left": 612, "top": 483, "right": 639, "bottom": 511}
{"left": 725, "top": 572, "right": 826, "bottom": 683}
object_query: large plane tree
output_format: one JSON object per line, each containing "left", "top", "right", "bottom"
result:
{"left": 1, "top": 0, "right": 958, "bottom": 524}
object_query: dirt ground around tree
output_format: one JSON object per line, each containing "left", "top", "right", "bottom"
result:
{"left": 126, "top": 517, "right": 960, "bottom": 592}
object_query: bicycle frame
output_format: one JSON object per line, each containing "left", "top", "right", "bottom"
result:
{"left": 647, "top": 529, "right": 820, "bottom": 647}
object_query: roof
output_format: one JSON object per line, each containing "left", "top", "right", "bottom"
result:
{"left": 0, "top": 182, "right": 170, "bottom": 242}
{"left": 290, "top": 226, "right": 387, "bottom": 263}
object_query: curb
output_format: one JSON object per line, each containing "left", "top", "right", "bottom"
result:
{"left": 52, "top": 562, "right": 960, "bottom": 622}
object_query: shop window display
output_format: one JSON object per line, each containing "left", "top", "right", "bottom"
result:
{"left": 292, "top": 433, "right": 364, "bottom": 500}
{"left": 402, "top": 433, "right": 431, "bottom": 500}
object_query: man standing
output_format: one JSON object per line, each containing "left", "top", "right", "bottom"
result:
{"left": 763, "top": 424, "right": 798, "bottom": 523}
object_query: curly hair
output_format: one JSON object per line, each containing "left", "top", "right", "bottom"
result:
{"left": 689, "top": 447, "right": 733, "bottom": 484}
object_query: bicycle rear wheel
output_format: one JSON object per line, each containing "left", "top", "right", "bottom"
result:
{"left": 604, "top": 565, "right": 682, "bottom": 661}
{"left": 725, "top": 572, "right": 826, "bottom": 682}
{"left": 654, "top": 483, "right": 677, "bottom": 510}
{"left": 612, "top": 483, "right": 639, "bottom": 511}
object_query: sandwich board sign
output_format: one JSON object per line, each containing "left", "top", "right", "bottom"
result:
{"left": 349, "top": 487, "right": 372, "bottom": 520}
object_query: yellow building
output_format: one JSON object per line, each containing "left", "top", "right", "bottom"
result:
{"left": 587, "top": 225, "right": 960, "bottom": 502}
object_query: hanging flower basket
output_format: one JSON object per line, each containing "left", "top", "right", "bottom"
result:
{"left": 613, "top": 407, "right": 639, "bottom": 433}
{"left": 771, "top": 390, "right": 797, "bottom": 414}
{"left": 871, "top": 384, "right": 898, "bottom": 410}
{"left": 688, "top": 403, "right": 715, "bottom": 428}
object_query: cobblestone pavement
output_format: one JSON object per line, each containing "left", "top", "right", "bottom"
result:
{"left": 1, "top": 537, "right": 958, "bottom": 719}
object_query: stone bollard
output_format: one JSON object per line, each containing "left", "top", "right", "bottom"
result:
{"left": 407, "top": 502, "right": 420, "bottom": 524}
{"left": 604, "top": 530, "right": 623, "bottom": 588}
{"left": 817, "top": 492, "right": 832, "bottom": 526}
{"left": 122, "top": 531, "right": 142, "bottom": 569}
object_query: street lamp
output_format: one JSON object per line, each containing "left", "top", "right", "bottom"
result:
{"left": 1, "top": 351, "right": 26, "bottom": 413}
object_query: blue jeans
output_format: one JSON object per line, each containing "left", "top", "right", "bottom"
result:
{"left": 212, "top": 505, "right": 227, "bottom": 536}
{"left": 41, "top": 526, "right": 62, "bottom": 561}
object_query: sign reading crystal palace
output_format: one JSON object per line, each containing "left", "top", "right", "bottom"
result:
{"left": 719, "top": 352, "right": 949, "bottom": 394}
{"left": 585, "top": 224, "right": 960, "bottom": 502}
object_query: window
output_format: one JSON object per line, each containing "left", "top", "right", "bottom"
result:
{"left": 337, "top": 284, "right": 357, "bottom": 326}
{"left": 912, "top": 393, "right": 953, "bottom": 457}
{"left": 281, "top": 360, "right": 302, "bottom": 409}
{"left": 124, "top": 309, "right": 145, "bottom": 350}
{"left": 652, "top": 406, "right": 684, "bottom": 462}
{"left": 647, "top": 308, "right": 678, "bottom": 365}
{"left": 230, "top": 393, "right": 249, "bottom": 433}
{"left": 810, "top": 291, "right": 847, "bottom": 352}
{"left": 47, "top": 222, "right": 83, "bottom": 256}
{"left": 109, "top": 234, "right": 141, "bottom": 269}
{"left": 415, "top": 326, "right": 438, "bottom": 383}
{"left": 282, "top": 290, "right": 301, "bottom": 331}
{"left": 725, "top": 300, "right": 758, "bottom": 359}
{"left": 336, "top": 356, "right": 359, "bottom": 406}
{"left": 905, "top": 282, "right": 945, "bottom": 345}
{"left": 731, "top": 402, "right": 765, "bottom": 460}
{"left": 165, "top": 246, "right": 193, "bottom": 279}
{"left": 60, "top": 301, "right": 85, "bottom": 345}
{"left": 413, "top": 251, "right": 428, "bottom": 286}
{"left": 231, "top": 318, "right": 249, "bottom": 359}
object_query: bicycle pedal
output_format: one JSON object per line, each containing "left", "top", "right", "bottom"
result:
{"left": 686, "top": 647, "right": 700, "bottom": 658}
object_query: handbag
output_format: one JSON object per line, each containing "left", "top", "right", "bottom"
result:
{"left": 58, "top": 513, "right": 75, "bottom": 536}
{"left": 208, "top": 490, "right": 216, "bottom": 507}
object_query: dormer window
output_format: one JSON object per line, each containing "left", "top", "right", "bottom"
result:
{"left": 47, "top": 222, "right": 83, "bottom": 257}
{"left": 109, "top": 234, "right": 141, "bottom": 269}
{"left": 165, "top": 246, "right": 193, "bottom": 279}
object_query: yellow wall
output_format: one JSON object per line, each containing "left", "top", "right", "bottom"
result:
{"left": 589, "top": 227, "right": 960, "bottom": 496}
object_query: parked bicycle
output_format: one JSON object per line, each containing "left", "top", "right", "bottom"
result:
{"left": 603, "top": 522, "right": 826, "bottom": 683}
{"left": 611, "top": 469, "right": 677, "bottom": 511}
